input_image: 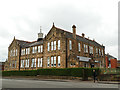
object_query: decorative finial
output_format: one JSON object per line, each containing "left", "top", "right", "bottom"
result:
{"left": 14, "top": 36, "right": 15, "bottom": 40}
{"left": 53, "top": 22, "right": 55, "bottom": 27}
{"left": 40, "top": 26, "right": 42, "bottom": 33}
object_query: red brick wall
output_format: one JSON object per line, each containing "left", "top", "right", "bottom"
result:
{"left": 110, "top": 59, "right": 117, "bottom": 68}
{"left": 105, "top": 56, "right": 109, "bottom": 68}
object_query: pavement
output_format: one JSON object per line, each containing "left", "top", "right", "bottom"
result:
{"left": 2, "top": 76, "right": 120, "bottom": 84}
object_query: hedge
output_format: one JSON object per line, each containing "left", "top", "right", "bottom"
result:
{"left": 2, "top": 68, "right": 100, "bottom": 78}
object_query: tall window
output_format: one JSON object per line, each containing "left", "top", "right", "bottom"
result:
{"left": 89, "top": 46, "right": 93, "bottom": 54}
{"left": 58, "top": 40, "right": 60, "bottom": 50}
{"left": 54, "top": 41, "right": 56, "bottom": 50}
{"left": 84, "top": 44, "right": 86, "bottom": 53}
{"left": 47, "top": 57, "right": 50, "bottom": 67}
{"left": 31, "top": 58, "right": 36, "bottom": 67}
{"left": 38, "top": 46, "right": 40, "bottom": 52}
{"left": 38, "top": 58, "right": 42, "bottom": 67}
{"left": 96, "top": 48, "right": 98, "bottom": 54}
{"left": 78, "top": 43, "right": 81, "bottom": 52}
{"left": 86, "top": 45, "right": 88, "bottom": 53}
{"left": 32, "top": 47, "right": 35, "bottom": 53}
{"left": 69, "top": 40, "right": 72, "bottom": 50}
{"left": 41, "top": 45, "right": 43, "bottom": 52}
{"left": 16, "top": 49, "right": 17, "bottom": 56}
{"left": 13, "top": 49, "right": 15, "bottom": 56}
{"left": 34, "top": 58, "right": 36, "bottom": 67}
{"left": 99, "top": 49, "right": 101, "bottom": 55}
{"left": 51, "top": 56, "right": 53, "bottom": 67}
{"left": 48, "top": 42, "right": 50, "bottom": 51}
{"left": 35, "top": 46, "right": 37, "bottom": 53}
{"left": 58, "top": 56, "right": 60, "bottom": 67}
{"left": 21, "top": 60, "right": 24, "bottom": 68}
{"left": 25, "top": 59, "right": 29, "bottom": 67}
{"left": 54, "top": 56, "right": 56, "bottom": 67}
{"left": 102, "top": 49, "right": 104, "bottom": 56}
{"left": 15, "top": 60, "right": 17, "bottom": 68}
{"left": 51, "top": 41, "right": 53, "bottom": 51}
{"left": 10, "top": 50, "right": 12, "bottom": 56}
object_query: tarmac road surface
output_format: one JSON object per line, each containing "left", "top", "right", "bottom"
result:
{"left": 2, "top": 79, "right": 119, "bottom": 88}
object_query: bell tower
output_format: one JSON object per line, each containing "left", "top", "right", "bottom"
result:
{"left": 37, "top": 26, "right": 43, "bottom": 41}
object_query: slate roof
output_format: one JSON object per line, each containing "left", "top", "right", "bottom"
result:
{"left": 55, "top": 27, "right": 104, "bottom": 48}
{"left": 16, "top": 39, "right": 43, "bottom": 48}
{"left": 15, "top": 25, "right": 104, "bottom": 48}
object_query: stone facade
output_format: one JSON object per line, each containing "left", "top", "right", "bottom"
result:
{"left": 4, "top": 24, "right": 105, "bottom": 71}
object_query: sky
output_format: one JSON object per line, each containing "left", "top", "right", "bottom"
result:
{"left": 0, "top": 0, "right": 119, "bottom": 61}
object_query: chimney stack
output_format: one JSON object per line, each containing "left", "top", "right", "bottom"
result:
{"left": 72, "top": 25, "right": 76, "bottom": 39}
{"left": 82, "top": 33, "right": 85, "bottom": 37}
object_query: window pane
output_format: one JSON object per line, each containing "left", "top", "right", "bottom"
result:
{"left": 69, "top": 40, "right": 72, "bottom": 50}
{"left": 38, "top": 46, "right": 40, "bottom": 52}
{"left": 58, "top": 56, "right": 60, "bottom": 67}
{"left": 41, "top": 45, "right": 43, "bottom": 52}
{"left": 40, "top": 58, "right": 42, "bottom": 67}
{"left": 54, "top": 56, "right": 56, "bottom": 67}
{"left": 51, "top": 42, "right": 53, "bottom": 51}
{"left": 51, "top": 56, "right": 53, "bottom": 67}
{"left": 54, "top": 41, "right": 56, "bottom": 50}
{"left": 58, "top": 40, "right": 60, "bottom": 50}
{"left": 48, "top": 43, "right": 50, "bottom": 51}
{"left": 47, "top": 57, "right": 50, "bottom": 67}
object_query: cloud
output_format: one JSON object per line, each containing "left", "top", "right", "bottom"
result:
{"left": 0, "top": 0, "right": 118, "bottom": 61}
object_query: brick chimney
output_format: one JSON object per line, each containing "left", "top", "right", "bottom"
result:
{"left": 72, "top": 25, "right": 76, "bottom": 39}
{"left": 82, "top": 33, "right": 85, "bottom": 37}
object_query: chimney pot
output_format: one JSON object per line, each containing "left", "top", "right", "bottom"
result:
{"left": 72, "top": 25, "right": 76, "bottom": 39}
{"left": 82, "top": 33, "right": 85, "bottom": 37}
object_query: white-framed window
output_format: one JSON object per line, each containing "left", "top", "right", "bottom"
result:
{"left": 41, "top": 45, "right": 43, "bottom": 52}
{"left": 32, "top": 46, "right": 37, "bottom": 53}
{"left": 51, "top": 41, "right": 53, "bottom": 51}
{"left": 31, "top": 58, "right": 35, "bottom": 67}
{"left": 48, "top": 42, "right": 50, "bottom": 51}
{"left": 54, "top": 56, "right": 56, "bottom": 67}
{"left": 58, "top": 40, "right": 60, "bottom": 50}
{"left": 38, "top": 58, "right": 43, "bottom": 67}
{"left": 51, "top": 56, "right": 53, "bottom": 67}
{"left": 99, "top": 49, "right": 101, "bottom": 55}
{"left": 23, "top": 49, "right": 25, "bottom": 55}
{"left": 34, "top": 58, "right": 36, "bottom": 67}
{"left": 69, "top": 40, "right": 72, "bottom": 50}
{"left": 10, "top": 50, "right": 12, "bottom": 56}
{"left": 86, "top": 45, "right": 88, "bottom": 53}
{"left": 102, "top": 49, "right": 104, "bottom": 56}
{"left": 13, "top": 49, "right": 15, "bottom": 56}
{"left": 78, "top": 43, "right": 81, "bottom": 52}
{"left": 58, "top": 56, "right": 60, "bottom": 67}
{"left": 26, "top": 48, "right": 30, "bottom": 54}
{"left": 15, "top": 60, "right": 17, "bottom": 68}
{"left": 89, "top": 46, "right": 93, "bottom": 54}
{"left": 54, "top": 41, "right": 56, "bottom": 50}
{"left": 38, "top": 46, "right": 40, "bottom": 53}
{"left": 16, "top": 49, "right": 17, "bottom": 56}
{"left": 21, "top": 60, "right": 24, "bottom": 68}
{"left": 84, "top": 44, "right": 86, "bottom": 53}
{"left": 96, "top": 48, "right": 98, "bottom": 54}
{"left": 25, "top": 59, "right": 29, "bottom": 67}
{"left": 47, "top": 57, "right": 50, "bottom": 67}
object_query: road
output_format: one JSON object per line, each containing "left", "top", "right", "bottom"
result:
{"left": 2, "top": 79, "right": 119, "bottom": 88}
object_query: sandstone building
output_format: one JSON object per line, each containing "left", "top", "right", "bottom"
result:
{"left": 4, "top": 24, "right": 105, "bottom": 71}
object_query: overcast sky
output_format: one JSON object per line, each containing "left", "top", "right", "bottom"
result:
{"left": 0, "top": 0, "right": 119, "bottom": 62}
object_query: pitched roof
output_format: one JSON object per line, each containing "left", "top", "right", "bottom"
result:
{"left": 55, "top": 26, "right": 104, "bottom": 48}
{"left": 16, "top": 39, "right": 43, "bottom": 48}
